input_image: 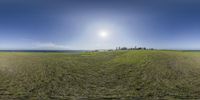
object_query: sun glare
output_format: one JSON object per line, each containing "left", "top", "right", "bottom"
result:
{"left": 99, "top": 31, "right": 108, "bottom": 38}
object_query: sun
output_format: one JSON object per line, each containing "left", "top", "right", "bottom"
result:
{"left": 99, "top": 31, "right": 108, "bottom": 38}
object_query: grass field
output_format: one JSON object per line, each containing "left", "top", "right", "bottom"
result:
{"left": 1, "top": 50, "right": 200, "bottom": 99}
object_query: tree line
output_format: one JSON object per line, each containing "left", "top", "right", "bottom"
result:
{"left": 92, "top": 46, "right": 154, "bottom": 52}
{"left": 115, "top": 46, "right": 154, "bottom": 50}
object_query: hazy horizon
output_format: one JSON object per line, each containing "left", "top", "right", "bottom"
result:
{"left": 1, "top": 0, "right": 200, "bottom": 50}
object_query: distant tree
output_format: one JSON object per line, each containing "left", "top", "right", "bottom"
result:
{"left": 150, "top": 48, "right": 154, "bottom": 50}
{"left": 94, "top": 50, "right": 99, "bottom": 52}
{"left": 134, "top": 46, "right": 137, "bottom": 49}
{"left": 108, "top": 49, "right": 113, "bottom": 51}
{"left": 128, "top": 48, "right": 133, "bottom": 50}
{"left": 138, "top": 47, "right": 142, "bottom": 50}
{"left": 121, "top": 47, "right": 127, "bottom": 50}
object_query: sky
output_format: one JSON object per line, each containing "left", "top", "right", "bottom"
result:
{"left": 0, "top": 0, "right": 200, "bottom": 50}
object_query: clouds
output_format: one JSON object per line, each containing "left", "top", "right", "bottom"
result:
{"left": 34, "top": 42, "right": 70, "bottom": 50}
{"left": 0, "top": 41, "right": 71, "bottom": 50}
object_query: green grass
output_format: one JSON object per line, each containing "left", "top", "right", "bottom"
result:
{"left": 1, "top": 50, "right": 200, "bottom": 99}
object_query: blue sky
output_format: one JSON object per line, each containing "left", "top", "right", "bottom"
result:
{"left": 0, "top": 0, "right": 200, "bottom": 50}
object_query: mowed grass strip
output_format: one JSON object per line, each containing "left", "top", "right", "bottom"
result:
{"left": 0, "top": 51, "right": 200, "bottom": 99}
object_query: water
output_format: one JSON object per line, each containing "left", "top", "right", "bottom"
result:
{"left": 0, "top": 50, "right": 87, "bottom": 53}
